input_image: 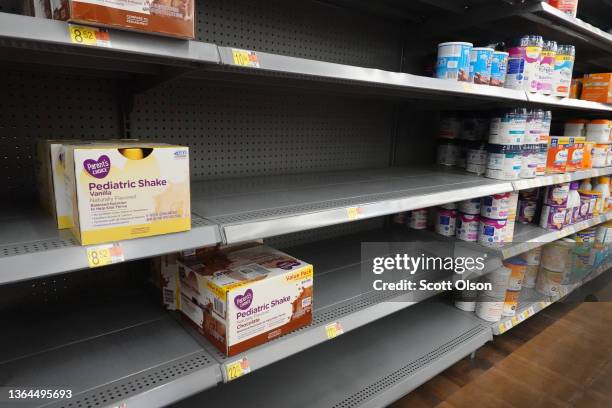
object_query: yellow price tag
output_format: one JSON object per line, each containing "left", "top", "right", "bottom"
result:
{"left": 325, "top": 321, "right": 344, "bottom": 339}
{"left": 346, "top": 206, "right": 363, "bottom": 220}
{"left": 521, "top": 310, "right": 530, "bottom": 319}
{"left": 231, "top": 49, "right": 260, "bottom": 68}
{"left": 511, "top": 316, "right": 519, "bottom": 326}
{"left": 86, "top": 243, "right": 124, "bottom": 268}
{"left": 498, "top": 323, "right": 506, "bottom": 334}
{"left": 69, "top": 25, "right": 111, "bottom": 47}
{"left": 462, "top": 83, "right": 473, "bottom": 92}
{"left": 225, "top": 357, "right": 250, "bottom": 381}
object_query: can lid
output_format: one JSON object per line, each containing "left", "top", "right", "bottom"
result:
{"left": 487, "top": 143, "right": 522, "bottom": 153}
{"left": 472, "top": 47, "right": 494, "bottom": 52}
{"left": 598, "top": 176, "right": 610, "bottom": 184}
{"left": 438, "top": 41, "right": 473, "bottom": 47}
{"left": 589, "top": 119, "right": 610, "bottom": 125}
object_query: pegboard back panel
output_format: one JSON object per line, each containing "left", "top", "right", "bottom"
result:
{"left": 198, "top": 0, "right": 402, "bottom": 70}
{"left": 0, "top": 0, "right": 18, "bottom": 13}
{"left": 131, "top": 82, "right": 395, "bottom": 180}
{"left": 0, "top": 68, "right": 121, "bottom": 195}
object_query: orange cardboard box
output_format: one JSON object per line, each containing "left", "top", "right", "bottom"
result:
{"left": 27, "top": 1, "right": 194, "bottom": 39}
{"left": 581, "top": 73, "right": 612, "bottom": 104}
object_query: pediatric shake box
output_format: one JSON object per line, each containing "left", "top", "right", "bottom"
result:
{"left": 62, "top": 142, "right": 191, "bottom": 245}
{"left": 25, "top": 0, "right": 195, "bottom": 39}
{"left": 581, "top": 73, "right": 612, "bottom": 104}
{"left": 179, "top": 244, "right": 313, "bottom": 357}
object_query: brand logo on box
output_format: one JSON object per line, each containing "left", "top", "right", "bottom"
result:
{"left": 234, "top": 288, "right": 253, "bottom": 310}
{"left": 174, "top": 150, "right": 188, "bottom": 158}
{"left": 83, "top": 155, "right": 111, "bottom": 179}
{"left": 276, "top": 260, "right": 300, "bottom": 270}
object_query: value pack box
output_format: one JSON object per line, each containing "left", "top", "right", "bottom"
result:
{"left": 179, "top": 244, "right": 314, "bottom": 356}
{"left": 581, "top": 73, "right": 612, "bottom": 104}
{"left": 62, "top": 142, "right": 191, "bottom": 245}
{"left": 27, "top": 0, "right": 195, "bottom": 39}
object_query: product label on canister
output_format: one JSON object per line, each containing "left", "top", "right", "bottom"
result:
{"left": 469, "top": 48, "right": 493, "bottom": 84}
{"left": 479, "top": 218, "right": 507, "bottom": 247}
{"left": 523, "top": 46, "right": 542, "bottom": 93}
{"left": 437, "top": 43, "right": 471, "bottom": 81}
{"left": 457, "top": 214, "right": 479, "bottom": 241}
{"left": 490, "top": 52, "right": 508, "bottom": 87}
{"left": 504, "top": 55, "right": 525, "bottom": 90}
{"left": 489, "top": 117, "right": 526, "bottom": 145}
{"left": 467, "top": 148, "right": 487, "bottom": 165}
{"left": 524, "top": 116, "right": 542, "bottom": 144}
{"left": 552, "top": 54, "right": 574, "bottom": 97}
{"left": 409, "top": 209, "right": 428, "bottom": 229}
{"left": 436, "top": 209, "right": 457, "bottom": 236}
{"left": 538, "top": 50, "right": 555, "bottom": 95}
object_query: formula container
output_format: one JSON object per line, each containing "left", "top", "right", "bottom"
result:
{"left": 481, "top": 193, "right": 510, "bottom": 219}
{"left": 536, "top": 267, "right": 564, "bottom": 296}
{"left": 393, "top": 212, "right": 408, "bottom": 225}
{"left": 548, "top": 0, "right": 579, "bottom": 17}
{"left": 437, "top": 42, "right": 473, "bottom": 82}
{"left": 408, "top": 209, "right": 428, "bottom": 229}
{"left": 504, "top": 257, "right": 527, "bottom": 290}
{"left": 523, "top": 265, "right": 539, "bottom": 288}
{"left": 591, "top": 143, "right": 609, "bottom": 168}
{"left": 502, "top": 290, "right": 521, "bottom": 317}
{"left": 564, "top": 119, "right": 587, "bottom": 137}
{"left": 489, "top": 109, "right": 526, "bottom": 145}
{"left": 522, "top": 246, "right": 543, "bottom": 265}
{"left": 552, "top": 44, "right": 575, "bottom": 98}
{"left": 582, "top": 141, "right": 595, "bottom": 169}
{"left": 538, "top": 40, "right": 557, "bottom": 95}
{"left": 469, "top": 47, "right": 494, "bottom": 84}
{"left": 536, "top": 143, "right": 548, "bottom": 176}
{"left": 480, "top": 266, "right": 512, "bottom": 298}
{"left": 475, "top": 295, "right": 505, "bottom": 322}
{"left": 541, "top": 240, "right": 574, "bottom": 272}
{"left": 456, "top": 212, "right": 480, "bottom": 242}
{"left": 438, "top": 114, "right": 462, "bottom": 139}
{"left": 486, "top": 144, "right": 522, "bottom": 180}
{"left": 525, "top": 109, "right": 544, "bottom": 144}
{"left": 518, "top": 198, "right": 538, "bottom": 223}
{"left": 520, "top": 144, "right": 539, "bottom": 178}
{"left": 541, "top": 111, "right": 552, "bottom": 143}
{"left": 490, "top": 51, "right": 508, "bottom": 87}
{"left": 509, "top": 35, "right": 543, "bottom": 93}
{"left": 458, "top": 197, "right": 481, "bottom": 214}
{"left": 586, "top": 120, "right": 611, "bottom": 143}
{"left": 479, "top": 217, "right": 507, "bottom": 247}
{"left": 544, "top": 183, "right": 570, "bottom": 205}
{"left": 546, "top": 136, "right": 570, "bottom": 173}
{"left": 566, "top": 137, "right": 585, "bottom": 171}
{"left": 577, "top": 190, "right": 597, "bottom": 221}
{"left": 437, "top": 139, "right": 461, "bottom": 166}
{"left": 435, "top": 208, "right": 457, "bottom": 236}
{"left": 540, "top": 204, "right": 567, "bottom": 230}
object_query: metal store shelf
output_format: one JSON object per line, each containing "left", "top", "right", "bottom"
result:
{"left": 526, "top": 92, "right": 612, "bottom": 112}
{"left": 176, "top": 302, "right": 492, "bottom": 408}
{"left": 191, "top": 167, "right": 514, "bottom": 243}
{"left": 512, "top": 167, "right": 612, "bottom": 190}
{"left": 0, "top": 291, "right": 222, "bottom": 408}
{"left": 499, "top": 212, "right": 612, "bottom": 259}
{"left": 0, "top": 207, "right": 221, "bottom": 285}
{"left": 0, "top": 12, "right": 220, "bottom": 70}
{"left": 491, "top": 260, "right": 611, "bottom": 335}
{"left": 184, "top": 227, "right": 470, "bottom": 381}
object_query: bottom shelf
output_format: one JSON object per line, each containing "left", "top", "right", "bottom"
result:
{"left": 175, "top": 302, "right": 492, "bottom": 408}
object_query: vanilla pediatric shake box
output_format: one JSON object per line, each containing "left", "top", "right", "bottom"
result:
{"left": 62, "top": 143, "right": 190, "bottom": 245}
{"left": 179, "top": 244, "right": 314, "bottom": 356}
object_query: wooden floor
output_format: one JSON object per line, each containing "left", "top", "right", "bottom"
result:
{"left": 391, "top": 278, "right": 612, "bottom": 408}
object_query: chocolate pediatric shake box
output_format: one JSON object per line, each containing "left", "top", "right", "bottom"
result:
{"left": 179, "top": 245, "right": 314, "bottom": 356}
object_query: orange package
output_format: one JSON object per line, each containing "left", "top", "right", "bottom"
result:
{"left": 566, "top": 136, "right": 585, "bottom": 172}
{"left": 546, "top": 136, "right": 570, "bottom": 174}
{"left": 569, "top": 78, "right": 583, "bottom": 99}
{"left": 581, "top": 73, "right": 612, "bottom": 104}
{"left": 582, "top": 141, "right": 595, "bottom": 169}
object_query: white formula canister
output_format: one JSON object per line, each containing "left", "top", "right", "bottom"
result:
{"left": 466, "top": 162, "right": 487, "bottom": 175}
{"left": 435, "top": 208, "right": 457, "bottom": 236}
{"left": 544, "top": 183, "right": 570, "bottom": 206}
{"left": 458, "top": 198, "right": 481, "bottom": 215}
{"left": 522, "top": 246, "right": 542, "bottom": 265}
{"left": 486, "top": 144, "right": 522, "bottom": 180}
{"left": 408, "top": 209, "right": 428, "bottom": 230}
{"left": 478, "top": 217, "right": 507, "bottom": 247}
{"left": 586, "top": 120, "right": 611, "bottom": 143}
{"left": 481, "top": 192, "right": 510, "bottom": 219}
{"left": 437, "top": 140, "right": 461, "bottom": 166}
{"left": 475, "top": 295, "right": 504, "bottom": 322}
{"left": 536, "top": 266, "right": 563, "bottom": 296}
{"left": 523, "top": 264, "right": 539, "bottom": 288}
{"left": 541, "top": 240, "right": 574, "bottom": 272}
{"left": 480, "top": 266, "right": 512, "bottom": 298}
{"left": 456, "top": 213, "right": 480, "bottom": 242}
{"left": 502, "top": 290, "right": 521, "bottom": 317}
{"left": 489, "top": 109, "right": 527, "bottom": 145}
{"left": 536, "top": 143, "right": 548, "bottom": 176}
{"left": 519, "top": 145, "right": 538, "bottom": 178}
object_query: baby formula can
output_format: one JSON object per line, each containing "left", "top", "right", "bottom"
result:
{"left": 489, "top": 51, "right": 508, "bottom": 87}
{"left": 591, "top": 144, "right": 609, "bottom": 168}
{"left": 469, "top": 47, "right": 494, "bottom": 84}
{"left": 541, "top": 240, "right": 574, "bottom": 272}
{"left": 438, "top": 114, "right": 462, "bottom": 139}
{"left": 505, "top": 41, "right": 526, "bottom": 90}
{"left": 552, "top": 44, "right": 575, "bottom": 98}
{"left": 523, "top": 35, "right": 544, "bottom": 93}
{"left": 544, "top": 183, "right": 570, "bottom": 206}
{"left": 504, "top": 257, "right": 528, "bottom": 291}
{"left": 522, "top": 246, "right": 542, "bottom": 266}
{"left": 456, "top": 212, "right": 480, "bottom": 242}
{"left": 408, "top": 209, "right": 428, "bottom": 229}
{"left": 436, "top": 42, "right": 473, "bottom": 82}
{"left": 566, "top": 137, "right": 585, "bottom": 171}
{"left": 541, "top": 111, "right": 552, "bottom": 142}
{"left": 502, "top": 290, "right": 521, "bottom": 317}
{"left": 481, "top": 192, "right": 510, "bottom": 219}
{"left": 540, "top": 204, "right": 567, "bottom": 230}
{"left": 523, "top": 264, "right": 539, "bottom": 288}
{"left": 435, "top": 208, "right": 457, "bottom": 236}
{"left": 486, "top": 144, "right": 522, "bottom": 180}
{"left": 475, "top": 295, "right": 505, "bottom": 322}
{"left": 538, "top": 40, "right": 557, "bottom": 95}
{"left": 466, "top": 142, "right": 488, "bottom": 175}
{"left": 478, "top": 216, "right": 507, "bottom": 247}
{"left": 437, "top": 140, "right": 461, "bottom": 166}
{"left": 536, "top": 143, "right": 548, "bottom": 176}
{"left": 546, "top": 136, "right": 570, "bottom": 173}
{"left": 524, "top": 109, "right": 543, "bottom": 144}
{"left": 517, "top": 199, "right": 538, "bottom": 224}
{"left": 489, "top": 109, "right": 526, "bottom": 145}
{"left": 536, "top": 266, "right": 563, "bottom": 296}
{"left": 519, "top": 144, "right": 538, "bottom": 178}
{"left": 480, "top": 266, "right": 512, "bottom": 299}
{"left": 458, "top": 197, "right": 481, "bottom": 215}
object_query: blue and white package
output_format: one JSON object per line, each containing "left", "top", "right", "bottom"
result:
{"left": 436, "top": 42, "right": 472, "bottom": 82}
{"left": 469, "top": 47, "right": 494, "bottom": 84}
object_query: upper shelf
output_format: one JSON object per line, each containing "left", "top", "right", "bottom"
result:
{"left": 0, "top": 12, "right": 610, "bottom": 110}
